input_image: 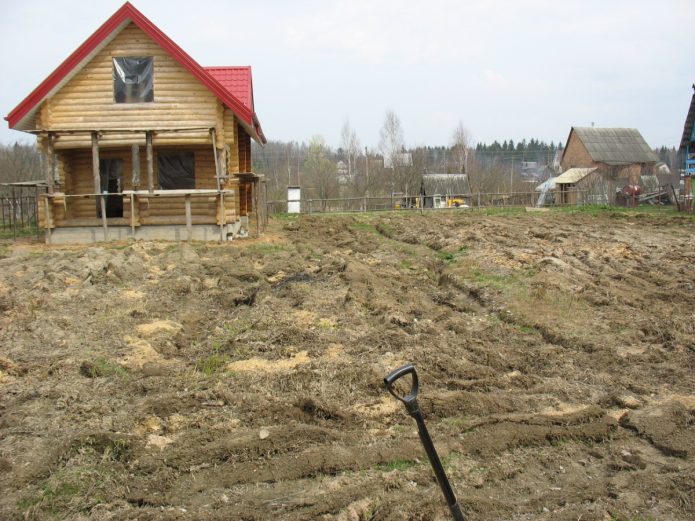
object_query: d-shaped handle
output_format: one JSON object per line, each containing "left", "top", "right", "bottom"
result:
{"left": 384, "top": 363, "right": 420, "bottom": 415}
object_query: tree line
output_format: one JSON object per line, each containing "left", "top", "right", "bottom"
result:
{"left": 253, "top": 112, "right": 571, "bottom": 201}
{"left": 0, "top": 124, "right": 681, "bottom": 201}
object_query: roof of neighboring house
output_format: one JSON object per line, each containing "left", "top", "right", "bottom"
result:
{"left": 5, "top": 2, "right": 266, "bottom": 144}
{"left": 564, "top": 127, "right": 658, "bottom": 166}
{"left": 422, "top": 173, "right": 469, "bottom": 195}
{"left": 534, "top": 177, "right": 557, "bottom": 192}
{"left": 679, "top": 85, "right": 695, "bottom": 152}
{"left": 555, "top": 167, "right": 598, "bottom": 184}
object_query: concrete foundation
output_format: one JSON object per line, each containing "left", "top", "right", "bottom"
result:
{"left": 45, "top": 223, "right": 242, "bottom": 245}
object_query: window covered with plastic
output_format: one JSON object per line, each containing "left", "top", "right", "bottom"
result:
{"left": 113, "top": 57, "right": 154, "bottom": 103}
{"left": 158, "top": 152, "right": 195, "bottom": 190}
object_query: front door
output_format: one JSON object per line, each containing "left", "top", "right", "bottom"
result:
{"left": 98, "top": 159, "right": 123, "bottom": 218}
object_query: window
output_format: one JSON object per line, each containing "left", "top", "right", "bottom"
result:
{"left": 158, "top": 152, "right": 195, "bottom": 189}
{"left": 113, "top": 57, "right": 153, "bottom": 103}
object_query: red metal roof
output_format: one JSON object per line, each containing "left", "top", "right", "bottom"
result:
{"left": 5, "top": 2, "right": 265, "bottom": 144}
{"left": 205, "top": 67, "right": 254, "bottom": 114}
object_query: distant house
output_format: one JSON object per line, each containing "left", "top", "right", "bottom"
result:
{"left": 421, "top": 173, "right": 469, "bottom": 208}
{"left": 560, "top": 127, "right": 659, "bottom": 204}
{"left": 383, "top": 152, "right": 413, "bottom": 169}
{"left": 679, "top": 85, "right": 695, "bottom": 210}
{"left": 553, "top": 168, "right": 606, "bottom": 205}
{"left": 520, "top": 161, "right": 550, "bottom": 181}
{"left": 5, "top": 2, "right": 266, "bottom": 244}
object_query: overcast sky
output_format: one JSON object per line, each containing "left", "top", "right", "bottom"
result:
{"left": 1, "top": 0, "right": 693, "bottom": 150}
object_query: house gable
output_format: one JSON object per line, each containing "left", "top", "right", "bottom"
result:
{"left": 45, "top": 23, "right": 218, "bottom": 136}
{"left": 560, "top": 129, "right": 595, "bottom": 172}
{"left": 6, "top": 2, "right": 265, "bottom": 144}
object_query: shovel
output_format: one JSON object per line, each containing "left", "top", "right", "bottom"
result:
{"left": 384, "top": 363, "right": 467, "bottom": 521}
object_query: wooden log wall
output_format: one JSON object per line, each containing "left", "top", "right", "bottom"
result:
{"left": 53, "top": 145, "right": 238, "bottom": 225}
{"left": 224, "top": 108, "right": 240, "bottom": 176}
{"left": 238, "top": 123, "right": 251, "bottom": 172}
{"left": 41, "top": 23, "right": 220, "bottom": 149}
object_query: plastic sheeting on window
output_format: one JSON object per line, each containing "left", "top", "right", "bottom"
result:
{"left": 113, "top": 57, "right": 154, "bottom": 103}
{"left": 158, "top": 152, "right": 195, "bottom": 190}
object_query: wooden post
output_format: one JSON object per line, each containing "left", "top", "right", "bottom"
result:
{"left": 44, "top": 196, "right": 52, "bottom": 245}
{"left": 146, "top": 131, "right": 154, "bottom": 193}
{"left": 185, "top": 194, "right": 192, "bottom": 242}
{"left": 91, "top": 132, "right": 101, "bottom": 196}
{"left": 100, "top": 195, "right": 108, "bottom": 241}
{"left": 254, "top": 182, "right": 260, "bottom": 237}
{"left": 211, "top": 129, "right": 221, "bottom": 191}
{"left": 46, "top": 133, "right": 56, "bottom": 193}
{"left": 131, "top": 144, "right": 141, "bottom": 189}
{"left": 46, "top": 132, "right": 60, "bottom": 193}
{"left": 130, "top": 193, "right": 136, "bottom": 236}
{"left": 11, "top": 186, "right": 17, "bottom": 240}
{"left": 686, "top": 176, "right": 693, "bottom": 213}
{"left": 219, "top": 192, "right": 225, "bottom": 241}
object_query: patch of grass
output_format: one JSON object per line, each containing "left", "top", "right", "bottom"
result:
{"left": 0, "top": 224, "right": 39, "bottom": 240}
{"left": 246, "top": 242, "right": 292, "bottom": 254}
{"left": 399, "top": 259, "right": 414, "bottom": 271}
{"left": 378, "top": 459, "right": 417, "bottom": 472}
{"left": 79, "top": 358, "right": 129, "bottom": 379}
{"left": 437, "top": 246, "right": 468, "bottom": 264}
{"left": 349, "top": 222, "right": 380, "bottom": 235}
{"left": 209, "top": 320, "right": 254, "bottom": 355}
{"left": 18, "top": 466, "right": 117, "bottom": 517}
{"left": 195, "top": 353, "right": 229, "bottom": 376}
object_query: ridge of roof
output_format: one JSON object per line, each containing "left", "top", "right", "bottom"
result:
{"left": 6, "top": 2, "right": 265, "bottom": 144}
{"left": 566, "top": 126, "right": 658, "bottom": 166}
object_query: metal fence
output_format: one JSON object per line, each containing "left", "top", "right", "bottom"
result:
{"left": 267, "top": 191, "right": 590, "bottom": 215}
{"left": 1, "top": 194, "right": 40, "bottom": 238}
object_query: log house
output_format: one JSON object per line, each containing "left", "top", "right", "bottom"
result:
{"left": 5, "top": 2, "right": 266, "bottom": 243}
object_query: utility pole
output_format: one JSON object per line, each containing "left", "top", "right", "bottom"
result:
{"left": 365, "top": 146, "right": 369, "bottom": 196}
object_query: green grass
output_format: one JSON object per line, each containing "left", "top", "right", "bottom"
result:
{"left": 246, "top": 242, "right": 292, "bottom": 254}
{"left": 17, "top": 465, "right": 117, "bottom": 517}
{"left": 436, "top": 246, "right": 468, "bottom": 264}
{"left": 80, "top": 358, "right": 129, "bottom": 379}
{"left": 377, "top": 459, "right": 417, "bottom": 472}
{"left": 349, "top": 222, "right": 380, "bottom": 235}
{"left": 0, "top": 224, "right": 39, "bottom": 240}
{"left": 195, "top": 353, "right": 229, "bottom": 376}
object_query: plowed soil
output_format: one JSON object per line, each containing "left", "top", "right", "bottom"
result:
{"left": 1, "top": 208, "right": 694, "bottom": 521}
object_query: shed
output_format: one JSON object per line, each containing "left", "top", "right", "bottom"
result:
{"left": 421, "top": 173, "right": 469, "bottom": 208}
{"left": 554, "top": 167, "right": 605, "bottom": 205}
{"left": 560, "top": 127, "right": 659, "bottom": 204}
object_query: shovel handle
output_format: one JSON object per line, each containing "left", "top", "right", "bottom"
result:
{"left": 384, "top": 363, "right": 419, "bottom": 412}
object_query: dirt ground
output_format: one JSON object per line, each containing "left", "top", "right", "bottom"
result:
{"left": 0, "top": 207, "right": 694, "bottom": 521}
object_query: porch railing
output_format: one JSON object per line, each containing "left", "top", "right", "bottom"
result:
{"left": 39, "top": 189, "right": 237, "bottom": 243}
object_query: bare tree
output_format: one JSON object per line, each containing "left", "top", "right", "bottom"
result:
{"left": 303, "top": 135, "right": 337, "bottom": 207}
{"left": 450, "top": 121, "right": 473, "bottom": 194}
{"left": 340, "top": 120, "right": 360, "bottom": 182}
{"left": 379, "top": 110, "right": 405, "bottom": 194}
{"left": 0, "top": 143, "right": 42, "bottom": 188}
